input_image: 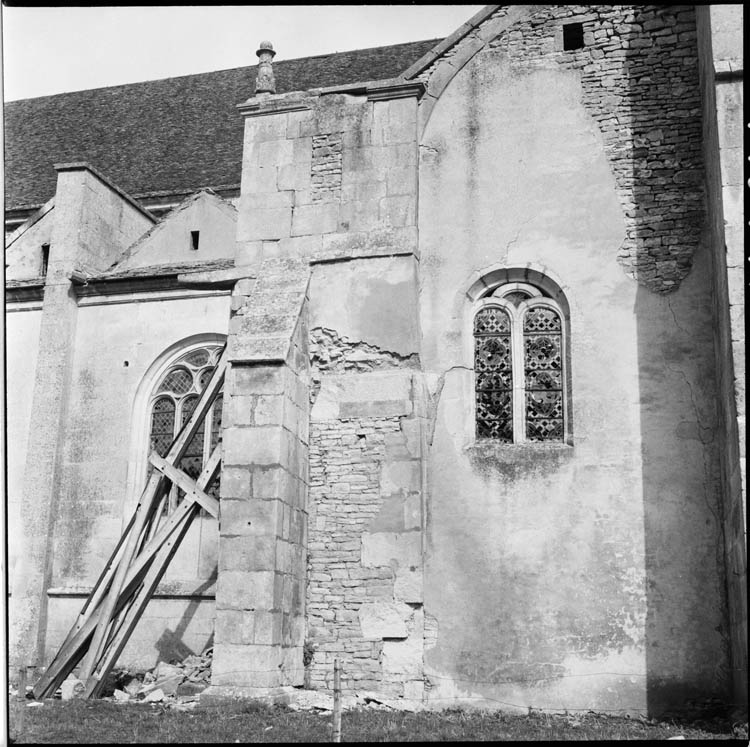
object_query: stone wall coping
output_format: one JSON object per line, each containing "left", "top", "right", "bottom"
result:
{"left": 5, "top": 279, "right": 45, "bottom": 304}
{"left": 238, "top": 77, "right": 424, "bottom": 117}
{"left": 5, "top": 197, "right": 55, "bottom": 249}
{"left": 401, "top": 4, "right": 502, "bottom": 80}
{"left": 177, "top": 265, "right": 256, "bottom": 287}
{"left": 53, "top": 161, "right": 156, "bottom": 223}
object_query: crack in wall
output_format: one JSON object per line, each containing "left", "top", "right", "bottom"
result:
{"left": 425, "top": 365, "right": 473, "bottom": 447}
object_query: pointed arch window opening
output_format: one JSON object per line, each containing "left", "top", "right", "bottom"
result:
{"left": 474, "top": 283, "right": 567, "bottom": 443}
{"left": 147, "top": 344, "right": 224, "bottom": 514}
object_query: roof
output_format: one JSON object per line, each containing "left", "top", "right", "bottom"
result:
{"left": 4, "top": 38, "right": 441, "bottom": 213}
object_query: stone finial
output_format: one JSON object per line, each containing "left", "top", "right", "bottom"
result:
{"left": 255, "top": 41, "right": 277, "bottom": 95}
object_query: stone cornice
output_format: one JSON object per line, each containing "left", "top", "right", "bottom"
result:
{"left": 238, "top": 77, "right": 424, "bottom": 117}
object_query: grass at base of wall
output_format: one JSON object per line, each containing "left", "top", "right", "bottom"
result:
{"left": 8, "top": 699, "right": 747, "bottom": 743}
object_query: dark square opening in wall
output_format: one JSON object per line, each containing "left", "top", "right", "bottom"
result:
{"left": 563, "top": 22, "right": 585, "bottom": 51}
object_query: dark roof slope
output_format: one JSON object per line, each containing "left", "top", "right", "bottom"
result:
{"left": 4, "top": 38, "right": 440, "bottom": 211}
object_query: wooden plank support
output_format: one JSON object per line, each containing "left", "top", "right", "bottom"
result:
{"left": 149, "top": 452, "right": 219, "bottom": 518}
{"left": 33, "top": 446, "right": 222, "bottom": 699}
{"left": 82, "top": 504, "right": 199, "bottom": 698}
{"left": 79, "top": 346, "right": 228, "bottom": 687}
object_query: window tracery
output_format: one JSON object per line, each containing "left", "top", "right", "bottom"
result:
{"left": 147, "top": 344, "right": 223, "bottom": 512}
{"left": 474, "top": 283, "right": 566, "bottom": 443}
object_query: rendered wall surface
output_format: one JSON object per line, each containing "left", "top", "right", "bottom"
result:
{"left": 696, "top": 2, "right": 746, "bottom": 712}
{"left": 5, "top": 207, "right": 53, "bottom": 280}
{"left": 42, "top": 293, "right": 230, "bottom": 667}
{"left": 6, "top": 309, "right": 43, "bottom": 578}
{"left": 417, "top": 5, "right": 726, "bottom": 716}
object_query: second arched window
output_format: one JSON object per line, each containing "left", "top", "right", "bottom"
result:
{"left": 474, "top": 283, "right": 565, "bottom": 443}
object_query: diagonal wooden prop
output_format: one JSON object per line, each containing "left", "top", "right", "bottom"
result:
{"left": 33, "top": 345, "right": 227, "bottom": 699}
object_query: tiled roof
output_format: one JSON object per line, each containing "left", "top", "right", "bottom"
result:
{"left": 4, "top": 38, "right": 440, "bottom": 212}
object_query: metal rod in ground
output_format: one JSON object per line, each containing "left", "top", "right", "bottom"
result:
{"left": 332, "top": 659, "right": 342, "bottom": 743}
{"left": 16, "top": 666, "right": 27, "bottom": 735}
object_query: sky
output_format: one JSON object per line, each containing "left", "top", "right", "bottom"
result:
{"left": 1, "top": 5, "right": 485, "bottom": 101}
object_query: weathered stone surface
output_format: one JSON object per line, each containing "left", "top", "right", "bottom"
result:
{"left": 361, "top": 531, "right": 421, "bottom": 570}
{"left": 358, "top": 602, "right": 411, "bottom": 639}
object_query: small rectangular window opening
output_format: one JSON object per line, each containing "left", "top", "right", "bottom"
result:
{"left": 190, "top": 230, "right": 200, "bottom": 251}
{"left": 41, "top": 243, "right": 50, "bottom": 276}
{"left": 563, "top": 22, "right": 585, "bottom": 51}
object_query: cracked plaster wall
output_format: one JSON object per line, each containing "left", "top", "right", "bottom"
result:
{"left": 417, "top": 6, "right": 727, "bottom": 717}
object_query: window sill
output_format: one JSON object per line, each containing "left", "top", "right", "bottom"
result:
{"left": 466, "top": 440, "right": 573, "bottom": 472}
{"left": 45, "top": 583, "right": 216, "bottom": 600}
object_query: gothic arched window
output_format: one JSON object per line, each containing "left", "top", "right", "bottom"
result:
{"left": 474, "top": 282, "right": 566, "bottom": 443}
{"left": 147, "top": 344, "right": 224, "bottom": 512}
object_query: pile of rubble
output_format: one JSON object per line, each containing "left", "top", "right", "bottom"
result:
{"left": 59, "top": 647, "right": 213, "bottom": 704}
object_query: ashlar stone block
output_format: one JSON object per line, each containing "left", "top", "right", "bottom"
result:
{"left": 242, "top": 206, "right": 292, "bottom": 241}
{"left": 361, "top": 530, "right": 422, "bottom": 571}
{"left": 223, "top": 426, "right": 283, "bottom": 467}
{"left": 220, "top": 467, "right": 252, "bottom": 500}
{"left": 291, "top": 203, "right": 339, "bottom": 237}
{"left": 382, "top": 637, "right": 423, "bottom": 676}
{"left": 218, "top": 534, "right": 277, "bottom": 572}
{"left": 214, "top": 609, "right": 255, "bottom": 646}
{"left": 216, "top": 570, "right": 275, "bottom": 611}
{"left": 229, "top": 365, "right": 285, "bottom": 395}
{"left": 211, "top": 643, "right": 283, "bottom": 687}
{"left": 220, "top": 499, "right": 281, "bottom": 543}
{"left": 257, "top": 138, "right": 294, "bottom": 168}
{"left": 358, "top": 601, "right": 412, "bottom": 640}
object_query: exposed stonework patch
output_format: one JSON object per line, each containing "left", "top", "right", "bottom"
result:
{"left": 486, "top": 5, "right": 704, "bottom": 294}
{"left": 418, "top": 4, "right": 704, "bottom": 294}
{"left": 311, "top": 133, "right": 343, "bottom": 203}
{"left": 309, "top": 327, "right": 419, "bottom": 403}
{"left": 306, "top": 415, "right": 423, "bottom": 700}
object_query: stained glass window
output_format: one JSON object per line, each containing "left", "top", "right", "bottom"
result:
{"left": 474, "top": 289, "right": 566, "bottom": 443}
{"left": 474, "top": 307, "right": 513, "bottom": 441}
{"left": 523, "top": 308, "right": 564, "bottom": 441}
{"left": 146, "top": 345, "right": 223, "bottom": 512}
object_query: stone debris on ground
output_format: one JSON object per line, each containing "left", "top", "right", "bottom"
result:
{"left": 50, "top": 647, "right": 214, "bottom": 705}
{"left": 109, "top": 647, "right": 214, "bottom": 704}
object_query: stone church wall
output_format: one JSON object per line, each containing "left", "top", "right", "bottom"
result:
{"left": 42, "top": 294, "right": 230, "bottom": 666}
{"left": 417, "top": 4, "right": 727, "bottom": 715}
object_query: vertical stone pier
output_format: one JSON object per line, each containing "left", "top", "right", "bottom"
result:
{"left": 210, "top": 259, "right": 310, "bottom": 695}
{"left": 9, "top": 164, "right": 153, "bottom": 668}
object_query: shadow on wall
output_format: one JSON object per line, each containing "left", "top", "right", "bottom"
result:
{"left": 625, "top": 7, "right": 730, "bottom": 718}
{"left": 155, "top": 573, "right": 216, "bottom": 663}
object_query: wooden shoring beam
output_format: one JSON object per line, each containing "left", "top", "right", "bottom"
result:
{"left": 50, "top": 511, "right": 137, "bottom": 664}
{"left": 33, "top": 447, "right": 222, "bottom": 699}
{"left": 83, "top": 503, "right": 198, "bottom": 698}
{"left": 79, "top": 345, "right": 228, "bottom": 686}
{"left": 149, "top": 452, "right": 219, "bottom": 518}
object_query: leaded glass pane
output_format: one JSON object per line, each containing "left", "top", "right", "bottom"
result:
{"left": 524, "top": 306, "right": 563, "bottom": 441}
{"left": 149, "top": 397, "right": 175, "bottom": 457}
{"left": 474, "top": 307, "right": 512, "bottom": 441}
{"left": 179, "top": 396, "right": 206, "bottom": 488}
{"left": 157, "top": 367, "right": 193, "bottom": 396}
{"left": 207, "top": 395, "right": 223, "bottom": 499}
{"left": 198, "top": 366, "right": 215, "bottom": 392}
{"left": 184, "top": 349, "right": 210, "bottom": 367}
{"left": 474, "top": 306, "right": 510, "bottom": 335}
{"left": 503, "top": 291, "right": 530, "bottom": 307}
